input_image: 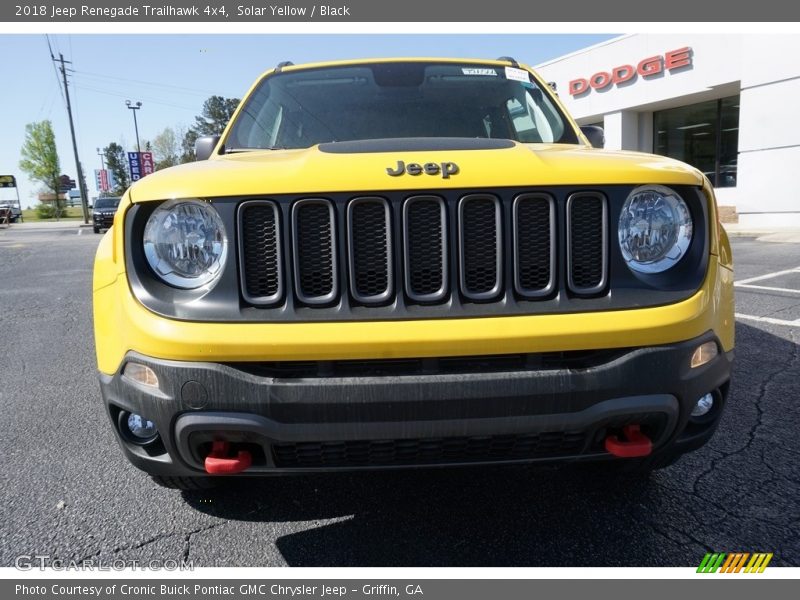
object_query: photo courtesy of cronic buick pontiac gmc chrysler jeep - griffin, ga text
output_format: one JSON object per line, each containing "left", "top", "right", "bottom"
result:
{"left": 92, "top": 58, "right": 734, "bottom": 490}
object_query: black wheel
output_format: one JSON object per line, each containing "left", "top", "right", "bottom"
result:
{"left": 93, "top": 226, "right": 100, "bottom": 233}
{"left": 150, "top": 475, "right": 220, "bottom": 491}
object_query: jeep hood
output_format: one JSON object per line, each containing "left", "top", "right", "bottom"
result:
{"left": 128, "top": 141, "right": 704, "bottom": 202}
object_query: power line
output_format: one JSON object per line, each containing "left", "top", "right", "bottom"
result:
{"left": 70, "top": 68, "right": 219, "bottom": 96}
{"left": 71, "top": 84, "right": 198, "bottom": 111}
{"left": 44, "top": 35, "right": 66, "bottom": 108}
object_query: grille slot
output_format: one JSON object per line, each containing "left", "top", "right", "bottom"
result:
{"left": 238, "top": 201, "right": 283, "bottom": 305}
{"left": 403, "top": 196, "right": 448, "bottom": 302}
{"left": 567, "top": 193, "right": 608, "bottom": 294}
{"left": 292, "top": 199, "right": 338, "bottom": 304}
{"left": 273, "top": 431, "right": 588, "bottom": 468}
{"left": 459, "top": 194, "right": 502, "bottom": 300}
{"left": 513, "top": 194, "right": 555, "bottom": 297}
{"left": 347, "top": 197, "right": 393, "bottom": 303}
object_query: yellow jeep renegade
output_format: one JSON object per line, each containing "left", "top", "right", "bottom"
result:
{"left": 93, "top": 58, "right": 734, "bottom": 490}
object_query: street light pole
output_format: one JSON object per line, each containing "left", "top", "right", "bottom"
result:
{"left": 126, "top": 100, "right": 142, "bottom": 154}
{"left": 97, "top": 147, "right": 105, "bottom": 170}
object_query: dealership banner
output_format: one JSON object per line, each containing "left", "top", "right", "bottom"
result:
{"left": 127, "top": 151, "right": 154, "bottom": 182}
{"left": 4, "top": 1, "right": 800, "bottom": 22}
{"left": 4, "top": 579, "right": 798, "bottom": 600}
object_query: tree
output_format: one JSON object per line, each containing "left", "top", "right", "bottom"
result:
{"left": 193, "top": 95, "right": 240, "bottom": 136}
{"left": 19, "top": 120, "right": 64, "bottom": 219}
{"left": 152, "top": 127, "right": 181, "bottom": 170}
{"left": 103, "top": 142, "right": 129, "bottom": 196}
{"left": 175, "top": 96, "right": 239, "bottom": 164}
{"left": 181, "top": 128, "right": 199, "bottom": 164}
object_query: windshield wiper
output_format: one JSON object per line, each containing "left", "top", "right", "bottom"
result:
{"left": 225, "top": 146, "right": 286, "bottom": 153}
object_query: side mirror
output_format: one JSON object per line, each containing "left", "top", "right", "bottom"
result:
{"left": 195, "top": 135, "right": 221, "bottom": 161}
{"left": 580, "top": 126, "right": 604, "bottom": 149}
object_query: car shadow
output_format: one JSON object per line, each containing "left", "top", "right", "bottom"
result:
{"left": 180, "top": 322, "right": 799, "bottom": 566}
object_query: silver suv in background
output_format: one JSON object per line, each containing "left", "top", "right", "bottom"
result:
{"left": 0, "top": 203, "right": 22, "bottom": 223}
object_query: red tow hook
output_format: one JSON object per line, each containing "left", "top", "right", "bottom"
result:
{"left": 604, "top": 424, "right": 653, "bottom": 458}
{"left": 204, "top": 440, "right": 252, "bottom": 475}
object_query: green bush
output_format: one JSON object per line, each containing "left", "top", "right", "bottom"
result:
{"left": 34, "top": 202, "right": 62, "bottom": 219}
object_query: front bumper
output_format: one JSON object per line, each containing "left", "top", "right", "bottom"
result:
{"left": 100, "top": 331, "right": 732, "bottom": 476}
{"left": 93, "top": 213, "right": 115, "bottom": 229}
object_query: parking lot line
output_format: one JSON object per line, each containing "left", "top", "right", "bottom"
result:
{"left": 735, "top": 283, "right": 800, "bottom": 294}
{"left": 735, "top": 312, "right": 800, "bottom": 327}
{"left": 735, "top": 266, "right": 800, "bottom": 285}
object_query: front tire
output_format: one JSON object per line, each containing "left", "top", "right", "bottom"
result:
{"left": 93, "top": 226, "right": 100, "bottom": 233}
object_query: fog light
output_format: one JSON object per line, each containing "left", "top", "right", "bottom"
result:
{"left": 123, "top": 362, "right": 159, "bottom": 388}
{"left": 119, "top": 411, "right": 159, "bottom": 445}
{"left": 690, "top": 341, "right": 718, "bottom": 368}
{"left": 691, "top": 393, "right": 714, "bottom": 418}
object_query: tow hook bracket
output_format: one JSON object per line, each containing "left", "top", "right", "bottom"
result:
{"left": 204, "top": 440, "right": 252, "bottom": 474}
{"left": 604, "top": 424, "right": 653, "bottom": 458}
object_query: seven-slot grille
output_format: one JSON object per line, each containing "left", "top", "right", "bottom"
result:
{"left": 237, "top": 192, "right": 608, "bottom": 308}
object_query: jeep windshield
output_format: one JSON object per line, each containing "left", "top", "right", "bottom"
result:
{"left": 225, "top": 61, "right": 580, "bottom": 150}
{"left": 94, "top": 198, "right": 120, "bottom": 210}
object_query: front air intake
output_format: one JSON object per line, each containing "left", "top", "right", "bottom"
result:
{"left": 347, "top": 197, "right": 393, "bottom": 304}
{"left": 459, "top": 194, "right": 502, "bottom": 301}
{"left": 567, "top": 192, "right": 608, "bottom": 295}
{"left": 403, "top": 196, "right": 448, "bottom": 303}
{"left": 238, "top": 200, "right": 283, "bottom": 305}
{"left": 292, "top": 199, "right": 338, "bottom": 305}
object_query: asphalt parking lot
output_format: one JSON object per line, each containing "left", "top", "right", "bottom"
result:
{"left": 0, "top": 223, "right": 797, "bottom": 567}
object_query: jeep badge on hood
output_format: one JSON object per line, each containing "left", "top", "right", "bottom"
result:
{"left": 386, "top": 160, "right": 459, "bottom": 178}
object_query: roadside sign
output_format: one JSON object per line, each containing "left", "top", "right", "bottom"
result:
{"left": 141, "top": 152, "right": 154, "bottom": 176}
{"left": 128, "top": 152, "right": 142, "bottom": 181}
{"left": 94, "top": 169, "right": 110, "bottom": 192}
{"left": 1, "top": 174, "right": 23, "bottom": 222}
{"left": 128, "top": 151, "right": 155, "bottom": 182}
{"left": 58, "top": 174, "right": 75, "bottom": 193}
{"left": 0, "top": 175, "right": 17, "bottom": 188}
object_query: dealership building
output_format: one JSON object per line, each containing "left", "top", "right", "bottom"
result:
{"left": 536, "top": 34, "right": 799, "bottom": 228}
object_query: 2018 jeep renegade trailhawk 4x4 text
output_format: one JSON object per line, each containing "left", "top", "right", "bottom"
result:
{"left": 93, "top": 58, "right": 734, "bottom": 490}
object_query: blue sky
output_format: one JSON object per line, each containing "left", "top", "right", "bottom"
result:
{"left": 0, "top": 34, "right": 616, "bottom": 208}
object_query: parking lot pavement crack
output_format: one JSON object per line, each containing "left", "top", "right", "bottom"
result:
{"left": 645, "top": 521, "right": 714, "bottom": 554}
{"left": 181, "top": 500, "right": 273, "bottom": 561}
{"left": 182, "top": 522, "right": 229, "bottom": 562}
{"left": 691, "top": 335, "right": 799, "bottom": 499}
{"left": 650, "top": 479, "right": 730, "bottom": 524}
{"left": 650, "top": 477, "right": 786, "bottom": 528}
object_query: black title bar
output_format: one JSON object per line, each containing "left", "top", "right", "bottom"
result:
{"left": 4, "top": 1, "right": 800, "bottom": 22}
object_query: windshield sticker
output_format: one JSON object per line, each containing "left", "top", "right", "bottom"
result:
{"left": 505, "top": 66, "right": 532, "bottom": 83}
{"left": 462, "top": 68, "right": 498, "bottom": 76}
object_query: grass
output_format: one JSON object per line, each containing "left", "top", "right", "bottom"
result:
{"left": 21, "top": 206, "right": 87, "bottom": 222}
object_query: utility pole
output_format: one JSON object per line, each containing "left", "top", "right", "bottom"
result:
{"left": 54, "top": 52, "right": 90, "bottom": 224}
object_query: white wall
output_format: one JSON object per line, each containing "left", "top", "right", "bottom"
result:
{"left": 736, "top": 36, "right": 800, "bottom": 224}
{"left": 536, "top": 34, "right": 800, "bottom": 227}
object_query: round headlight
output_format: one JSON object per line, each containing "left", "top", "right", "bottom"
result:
{"left": 618, "top": 185, "right": 693, "bottom": 274}
{"left": 143, "top": 199, "right": 228, "bottom": 289}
